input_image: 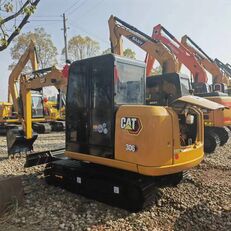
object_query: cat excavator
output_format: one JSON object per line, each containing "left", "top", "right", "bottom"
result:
{"left": 18, "top": 16, "right": 226, "bottom": 211}
{"left": 21, "top": 51, "right": 225, "bottom": 211}
{"left": 145, "top": 24, "right": 231, "bottom": 153}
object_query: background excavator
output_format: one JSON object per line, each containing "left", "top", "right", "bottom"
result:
{"left": 181, "top": 35, "right": 231, "bottom": 94}
{"left": 0, "top": 40, "right": 66, "bottom": 135}
{"left": 215, "top": 58, "right": 231, "bottom": 89}
{"left": 145, "top": 24, "right": 231, "bottom": 153}
{"left": 7, "top": 65, "right": 67, "bottom": 155}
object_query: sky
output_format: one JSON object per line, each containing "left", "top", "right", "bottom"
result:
{"left": 1, "top": 0, "right": 231, "bottom": 100}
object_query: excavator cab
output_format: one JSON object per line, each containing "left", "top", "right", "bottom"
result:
{"left": 66, "top": 54, "right": 145, "bottom": 158}
{"left": 31, "top": 91, "right": 45, "bottom": 118}
{"left": 146, "top": 73, "right": 184, "bottom": 105}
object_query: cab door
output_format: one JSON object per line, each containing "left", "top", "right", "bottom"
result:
{"left": 88, "top": 56, "right": 114, "bottom": 157}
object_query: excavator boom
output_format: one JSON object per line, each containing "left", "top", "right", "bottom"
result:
{"left": 181, "top": 35, "right": 227, "bottom": 85}
{"left": 108, "top": 15, "right": 178, "bottom": 74}
{"left": 8, "top": 40, "right": 38, "bottom": 114}
{"left": 146, "top": 25, "right": 208, "bottom": 83}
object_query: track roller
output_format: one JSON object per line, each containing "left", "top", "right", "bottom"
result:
{"left": 204, "top": 127, "right": 220, "bottom": 154}
{"left": 32, "top": 122, "right": 51, "bottom": 134}
{"left": 49, "top": 121, "right": 65, "bottom": 131}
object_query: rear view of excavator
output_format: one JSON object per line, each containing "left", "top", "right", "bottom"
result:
{"left": 23, "top": 51, "right": 225, "bottom": 211}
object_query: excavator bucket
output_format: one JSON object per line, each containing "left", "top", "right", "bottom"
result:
{"left": 6, "top": 127, "right": 38, "bottom": 156}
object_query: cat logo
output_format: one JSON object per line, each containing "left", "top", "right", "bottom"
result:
{"left": 120, "top": 117, "right": 142, "bottom": 134}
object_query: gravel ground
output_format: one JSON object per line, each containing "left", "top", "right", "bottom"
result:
{"left": 0, "top": 133, "right": 230, "bottom": 231}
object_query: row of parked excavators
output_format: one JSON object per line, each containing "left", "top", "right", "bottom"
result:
{"left": 2, "top": 15, "right": 231, "bottom": 211}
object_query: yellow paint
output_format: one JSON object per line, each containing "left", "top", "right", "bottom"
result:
{"left": 24, "top": 90, "right": 32, "bottom": 139}
{"left": 65, "top": 105, "right": 204, "bottom": 177}
{"left": 205, "top": 96, "right": 231, "bottom": 126}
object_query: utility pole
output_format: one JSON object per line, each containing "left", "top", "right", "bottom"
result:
{"left": 62, "top": 13, "right": 68, "bottom": 61}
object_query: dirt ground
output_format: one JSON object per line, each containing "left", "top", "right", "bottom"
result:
{"left": 0, "top": 132, "right": 230, "bottom": 231}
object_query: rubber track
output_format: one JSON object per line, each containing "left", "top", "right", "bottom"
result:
{"left": 44, "top": 159, "right": 180, "bottom": 211}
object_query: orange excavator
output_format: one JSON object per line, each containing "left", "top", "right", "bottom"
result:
{"left": 145, "top": 24, "right": 231, "bottom": 153}
{"left": 181, "top": 35, "right": 230, "bottom": 94}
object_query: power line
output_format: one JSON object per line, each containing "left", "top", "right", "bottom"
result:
{"left": 68, "top": 0, "right": 89, "bottom": 16}
{"left": 31, "top": 15, "right": 61, "bottom": 18}
{"left": 64, "top": 0, "right": 82, "bottom": 14}
{"left": 75, "top": 0, "right": 105, "bottom": 21}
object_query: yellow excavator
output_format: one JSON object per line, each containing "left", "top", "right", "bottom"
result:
{"left": 0, "top": 40, "right": 66, "bottom": 134}
{"left": 21, "top": 16, "right": 225, "bottom": 211}
{"left": 7, "top": 66, "right": 67, "bottom": 155}
{"left": 22, "top": 53, "right": 224, "bottom": 211}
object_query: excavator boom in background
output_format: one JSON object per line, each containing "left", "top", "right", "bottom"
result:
{"left": 145, "top": 24, "right": 208, "bottom": 84}
{"left": 108, "top": 15, "right": 179, "bottom": 74}
{"left": 181, "top": 35, "right": 230, "bottom": 92}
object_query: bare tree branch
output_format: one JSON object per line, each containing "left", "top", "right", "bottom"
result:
{"left": 0, "top": 0, "right": 40, "bottom": 51}
{"left": 1, "top": 0, "right": 30, "bottom": 24}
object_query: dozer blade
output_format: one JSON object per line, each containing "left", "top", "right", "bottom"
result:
{"left": 6, "top": 127, "right": 38, "bottom": 155}
{"left": 24, "top": 148, "right": 65, "bottom": 168}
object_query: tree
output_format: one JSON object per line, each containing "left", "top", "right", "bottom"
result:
{"left": 102, "top": 48, "right": 111, "bottom": 55}
{"left": 0, "top": 0, "right": 40, "bottom": 51}
{"left": 10, "top": 27, "right": 58, "bottom": 71}
{"left": 66, "top": 35, "right": 100, "bottom": 60}
{"left": 123, "top": 48, "right": 136, "bottom": 59}
{"left": 102, "top": 48, "right": 136, "bottom": 59}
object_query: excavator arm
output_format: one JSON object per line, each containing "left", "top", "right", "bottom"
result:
{"left": 8, "top": 40, "right": 38, "bottom": 114}
{"left": 181, "top": 35, "right": 227, "bottom": 85}
{"left": 108, "top": 15, "right": 178, "bottom": 74}
{"left": 145, "top": 24, "right": 208, "bottom": 83}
